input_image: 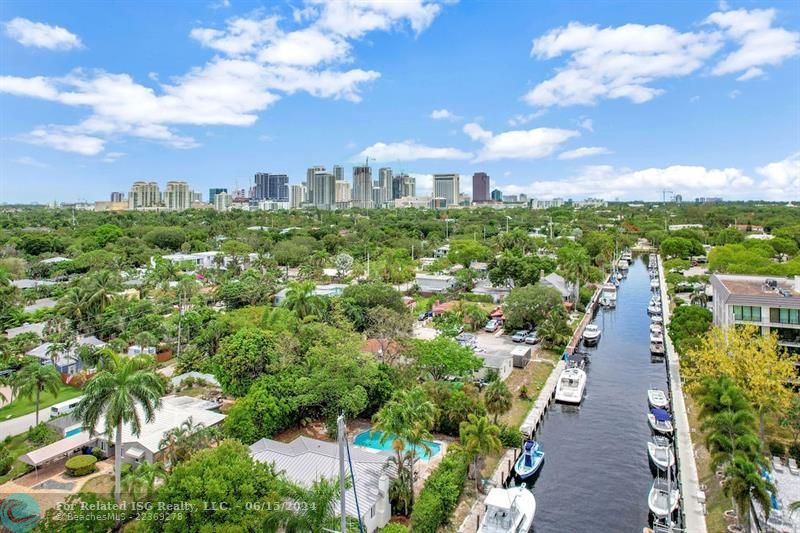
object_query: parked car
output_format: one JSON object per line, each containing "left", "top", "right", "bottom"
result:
{"left": 418, "top": 311, "right": 433, "bottom": 321}
{"left": 511, "top": 330, "right": 529, "bottom": 342}
{"left": 455, "top": 333, "right": 477, "bottom": 348}
{"left": 524, "top": 332, "right": 539, "bottom": 345}
{"left": 484, "top": 319, "right": 500, "bottom": 332}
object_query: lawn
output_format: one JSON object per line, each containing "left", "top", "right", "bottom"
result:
{"left": 0, "top": 432, "right": 34, "bottom": 484}
{"left": 0, "top": 383, "right": 83, "bottom": 420}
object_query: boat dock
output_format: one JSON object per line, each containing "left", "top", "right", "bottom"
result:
{"left": 657, "top": 255, "right": 708, "bottom": 533}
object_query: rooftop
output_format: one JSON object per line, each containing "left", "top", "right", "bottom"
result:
{"left": 712, "top": 273, "right": 800, "bottom": 297}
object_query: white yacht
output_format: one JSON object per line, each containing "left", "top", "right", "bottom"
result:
{"left": 650, "top": 340, "right": 665, "bottom": 356}
{"left": 651, "top": 315, "right": 663, "bottom": 325}
{"left": 478, "top": 486, "right": 536, "bottom": 533}
{"left": 647, "top": 436, "right": 675, "bottom": 472}
{"left": 650, "top": 331, "right": 664, "bottom": 344}
{"left": 647, "top": 303, "right": 662, "bottom": 315}
{"left": 649, "top": 323, "right": 663, "bottom": 336}
{"left": 555, "top": 365, "right": 587, "bottom": 404}
{"left": 648, "top": 408, "right": 673, "bottom": 435}
{"left": 582, "top": 324, "right": 601, "bottom": 346}
{"left": 618, "top": 258, "right": 629, "bottom": 270}
{"left": 648, "top": 478, "right": 680, "bottom": 519}
{"left": 650, "top": 279, "right": 660, "bottom": 291}
{"left": 647, "top": 389, "right": 669, "bottom": 410}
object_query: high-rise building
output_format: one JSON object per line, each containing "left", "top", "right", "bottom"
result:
{"left": 163, "top": 181, "right": 192, "bottom": 211}
{"left": 333, "top": 165, "right": 344, "bottom": 182}
{"left": 352, "top": 166, "right": 373, "bottom": 209}
{"left": 306, "top": 166, "right": 325, "bottom": 201}
{"left": 209, "top": 188, "right": 227, "bottom": 205}
{"left": 490, "top": 188, "right": 503, "bottom": 202}
{"left": 335, "top": 180, "right": 351, "bottom": 206}
{"left": 290, "top": 184, "right": 306, "bottom": 209}
{"left": 214, "top": 191, "right": 232, "bottom": 212}
{"left": 192, "top": 191, "right": 203, "bottom": 203}
{"left": 110, "top": 191, "right": 124, "bottom": 202}
{"left": 472, "top": 172, "right": 490, "bottom": 203}
{"left": 378, "top": 168, "right": 393, "bottom": 207}
{"left": 254, "top": 173, "right": 289, "bottom": 201}
{"left": 311, "top": 171, "right": 336, "bottom": 209}
{"left": 433, "top": 173, "right": 460, "bottom": 207}
{"left": 128, "top": 181, "right": 161, "bottom": 209}
{"left": 392, "top": 173, "right": 416, "bottom": 199}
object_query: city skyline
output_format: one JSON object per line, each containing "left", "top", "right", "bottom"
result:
{"left": 1, "top": 1, "right": 799, "bottom": 203}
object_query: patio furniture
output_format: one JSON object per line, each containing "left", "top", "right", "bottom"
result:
{"left": 789, "top": 458, "right": 799, "bottom": 475}
{"left": 773, "top": 456, "right": 785, "bottom": 473}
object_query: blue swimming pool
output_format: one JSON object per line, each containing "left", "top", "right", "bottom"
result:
{"left": 353, "top": 430, "right": 442, "bottom": 460}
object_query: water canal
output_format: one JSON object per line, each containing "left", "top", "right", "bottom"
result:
{"left": 527, "top": 255, "right": 669, "bottom": 532}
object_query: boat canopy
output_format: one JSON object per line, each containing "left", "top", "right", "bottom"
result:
{"left": 651, "top": 408, "right": 672, "bottom": 422}
{"left": 484, "top": 487, "right": 514, "bottom": 511}
{"left": 524, "top": 440, "right": 535, "bottom": 451}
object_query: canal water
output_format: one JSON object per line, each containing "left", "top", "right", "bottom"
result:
{"left": 527, "top": 255, "right": 668, "bottom": 532}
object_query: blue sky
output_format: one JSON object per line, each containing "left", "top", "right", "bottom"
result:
{"left": 1, "top": 0, "right": 798, "bottom": 203}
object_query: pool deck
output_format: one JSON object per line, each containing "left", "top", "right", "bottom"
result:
{"left": 658, "top": 255, "right": 708, "bottom": 533}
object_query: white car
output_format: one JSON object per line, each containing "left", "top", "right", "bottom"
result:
{"left": 511, "top": 330, "right": 529, "bottom": 342}
{"left": 484, "top": 319, "right": 500, "bottom": 332}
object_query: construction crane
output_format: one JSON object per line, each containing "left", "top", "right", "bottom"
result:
{"left": 661, "top": 189, "right": 674, "bottom": 203}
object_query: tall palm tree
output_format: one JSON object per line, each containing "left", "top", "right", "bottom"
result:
{"left": 58, "top": 286, "right": 91, "bottom": 330}
{"left": 265, "top": 476, "right": 348, "bottom": 532}
{"left": 723, "top": 455, "right": 775, "bottom": 531}
{"left": 484, "top": 380, "right": 513, "bottom": 424}
{"left": 73, "top": 353, "right": 164, "bottom": 503}
{"left": 86, "top": 270, "right": 118, "bottom": 315}
{"left": 372, "top": 387, "right": 437, "bottom": 509}
{"left": 384, "top": 450, "right": 414, "bottom": 516}
{"left": 282, "top": 281, "right": 326, "bottom": 319}
{"left": 158, "top": 417, "right": 211, "bottom": 468}
{"left": 460, "top": 414, "right": 502, "bottom": 490}
{"left": 690, "top": 289, "right": 708, "bottom": 308}
{"left": 702, "top": 409, "right": 762, "bottom": 469}
{"left": 11, "top": 362, "right": 62, "bottom": 425}
{"left": 558, "top": 245, "right": 591, "bottom": 304}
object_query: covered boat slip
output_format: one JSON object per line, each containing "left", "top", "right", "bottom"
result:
{"left": 19, "top": 431, "right": 96, "bottom": 470}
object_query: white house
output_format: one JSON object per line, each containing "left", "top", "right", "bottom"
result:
{"left": 250, "top": 436, "right": 393, "bottom": 532}
{"left": 26, "top": 335, "right": 107, "bottom": 375}
{"left": 476, "top": 354, "right": 514, "bottom": 381}
{"left": 415, "top": 273, "right": 455, "bottom": 294}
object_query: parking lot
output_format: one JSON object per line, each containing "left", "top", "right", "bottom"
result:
{"left": 413, "top": 322, "right": 543, "bottom": 358}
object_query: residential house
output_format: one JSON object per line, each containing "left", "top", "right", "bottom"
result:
{"left": 475, "top": 353, "right": 514, "bottom": 381}
{"left": 24, "top": 298, "right": 58, "bottom": 313}
{"left": 250, "top": 436, "right": 393, "bottom": 532}
{"left": 5, "top": 322, "right": 45, "bottom": 339}
{"left": 26, "top": 335, "right": 107, "bottom": 375}
{"left": 415, "top": 273, "right": 455, "bottom": 294}
{"left": 541, "top": 272, "right": 572, "bottom": 301}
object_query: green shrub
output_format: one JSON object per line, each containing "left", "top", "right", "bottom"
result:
{"left": 410, "top": 447, "right": 470, "bottom": 532}
{"left": 378, "top": 524, "right": 410, "bottom": 533}
{"left": 91, "top": 447, "right": 104, "bottom": 460}
{"left": 768, "top": 441, "right": 786, "bottom": 458}
{"left": 499, "top": 425, "right": 523, "bottom": 448}
{"left": 579, "top": 286, "right": 593, "bottom": 307}
{"left": 0, "top": 446, "right": 13, "bottom": 476}
{"left": 460, "top": 293, "right": 495, "bottom": 304}
{"left": 27, "top": 423, "right": 57, "bottom": 446}
{"left": 789, "top": 443, "right": 800, "bottom": 463}
{"left": 65, "top": 454, "right": 97, "bottom": 477}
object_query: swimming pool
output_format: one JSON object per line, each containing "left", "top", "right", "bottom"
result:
{"left": 353, "top": 430, "right": 442, "bottom": 460}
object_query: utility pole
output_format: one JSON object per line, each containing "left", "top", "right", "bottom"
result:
{"left": 337, "top": 415, "right": 347, "bottom": 533}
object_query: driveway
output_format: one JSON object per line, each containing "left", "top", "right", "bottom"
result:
{"left": 0, "top": 408, "right": 52, "bottom": 439}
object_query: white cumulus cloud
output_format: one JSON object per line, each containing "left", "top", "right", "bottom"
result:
{"left": 558, "top": 146, "right": 610, "bottom": 160}
{"left": 431, "top": 108, "right": 460, "bottom": 121}
{"left": 4, "top": 17, "right": 82, "bottom": 50}
{"left": 757, "top": 152, "right": 800, "bottom": 198}
{"left": 463, "top": 122, "right": 579, "bottom": 162}
{"left": 356, "top": 140, "right": 473, "bottom": 162}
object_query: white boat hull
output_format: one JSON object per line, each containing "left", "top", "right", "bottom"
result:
{"left": 648, "top": 413, "right": 673, "bottom": 435}
{"left": 555, "top": 367, "right": 587, "bottom": 405}
{"left": 648, "top": 482, "right": 680, "bottom": 518}
{"left": 648, "top": 442, "right": 676, "bottom": 471}
{"left": 478, "top": 486, "right": 536, "bottom": 533}
{"left": 647, "top": 390, "right": 669, "bottom": 410}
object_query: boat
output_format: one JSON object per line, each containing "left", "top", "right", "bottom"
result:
{"left": 600, "top": 295, "right": 616, "bottom": 308}
{"left": 650, "top": 331, "right": 664, "bottom": 344}
{"left": 514, "top": 439, "right": 545, "bottom": 480}
{"left": 647, "top": 436, "right": 675, "bottom": 471}
{"left": 649, "top": 323, "right": 663, "bottom": 335}
{"left": 648, "top": 408, "right": 674, "bottom": 435}
{"left": 554, "top": 365, "right": 587, "bottom": 404}
{"left": 618, "top": 259, "right": 629, "bottom": 270}
{"left": 647, "top": 389, "right": 669, "bottom": 409}
{"left": 478, "top": 486, "right": 536, "bottom": 533}
{"left": 650, "top": 340, "right": 665, "bottom": 356}
{"left": 616, "top": 272, "right": 623, "bottom": 280}
{"left": 647, "top": 303, "right": 662, "bottom": 315}
{"left": 648, "top": 477, "right": 680, "bottom": 519}
{"left": 650, "top": 315, "right": 663, "bottom": 325}
{"left": 582, "top": 324, "right": 601, "bottom": 345}
{"left": 650, "top": 279, "right": 660, "bottom": 291}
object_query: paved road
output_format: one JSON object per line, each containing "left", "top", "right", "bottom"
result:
{"left": 0, "top": 408, "right": 52, "bottom": 439}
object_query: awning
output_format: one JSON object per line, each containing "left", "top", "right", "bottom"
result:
{"left": 125, "top": 447, "right": 146, "bottom": 460}
{"left": 19, "top": 431, "right": 94, "bottom": 466}
{"left": 651, "top": 408, "right": 672, "bottom": 422}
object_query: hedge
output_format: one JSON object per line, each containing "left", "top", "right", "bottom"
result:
{"left": 378, "top": 524, "right": 410, "bottom": 533}
{"left": 65, "top": 455, "right": 97, "bottom": 477}
{"left": 410, "top": 446, "right": 470, "bottom": 533}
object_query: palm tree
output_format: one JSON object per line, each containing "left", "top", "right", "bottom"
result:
{"left": 484, "top": 380, "right": 513, "bottom": 424}
{"left": 11, "top": 362, "right": 62, "bottom": 425}
{"left": 372, "top": 387, "right": 437, "bottom": 510}
{"left": 702, "top": 409, "right": 762, "bottom": 469}
{"left": 265, "top": 476, "right": 347, "bottom": 532}
{"left": 461, "top": 303, "right": 487, "bottom": 332}
{"left": 282, "top": 281, "right": 326, "bottom": 319}
{"left": 690, "top": 289, "right": 708, "bottom": 308}
{"left": 460, "top": 414, "right": 502, "bottom": 490}
{"left": 121, "top": 461, "right": 167, "bottom": 499}
{"left": 558, "top": 245, "right": 591, "bottom": 304}
{"left": 73, "top": 353, "right": 164, "bottom": 503}
{"left": 58, "top": 286, "right": 91, "bottom": 330}
{"left": 384, "top": 450, "right": 414, "bottom": 515}
{"left": 86, "top": 270, "right": 118, "bottom": 315}
{"left": 158, "top": 417, "right": 211, "bottom": 468}
{"left": 723, "top": 455, "right": 776, "bottom": 531}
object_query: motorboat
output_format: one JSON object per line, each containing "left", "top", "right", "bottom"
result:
{"left": 514, "top": 440, "right": 545, "bottom": 480}
{"left": 648, "top": 478, "right": 680, "bottom": 519}
{"left": 555, "top": 365, "right": 587, "bottom": 404}
{"left": 651, "top": 315, "right": 663, "bottom": 325}
{"left": 616, "top": 272, "right": 624, "bottom": 280}
{"left": 582, "top": 324, "right": 601, "bottom": 345}
{"left": 647, "top": 304, "right": 662, "bottom": 315}
{"left": 621, "top": 251, "right": 632, "bottom": 262}
{"left": 650, "top": 279, "right": 660, "bottom": 291}
{"left": 648, "top": 408, "right": 674, "bottom": 435}
{"left": 650, "top": 340, "right": 665, "bottom": 356}
{"left": 600, "top": 296, "right": 616, "bottom": 308}
{"left": 478, "top": 486, "right": 536, "bottom": 533}
{"left": 650, "top": 331, "right": 664, "bottom": 344}
{"left": 647, "top": 389, "right": 669, "bottom": 410}
{"left": 648, "top": 436, "right": 675, "bottom": 471}
{"left": 618, "top": 259, "right": 629, "bottom": 270}
{"left": 649, "top": 323, "right": 663, "bottom": 335}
